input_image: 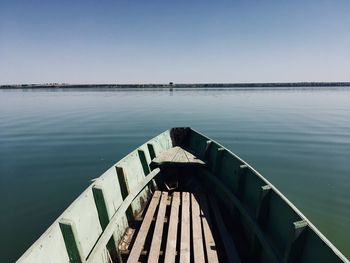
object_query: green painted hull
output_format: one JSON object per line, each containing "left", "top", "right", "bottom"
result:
{"left": 17, "top": 128, "right": 348, "bottom": 263}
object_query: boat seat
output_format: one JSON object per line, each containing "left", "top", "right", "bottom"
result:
{"left": 119, "top": 190, "right": 240, "bottom": 263}
{"left": 150, "top": 146, "right": 206, "bottom": 169}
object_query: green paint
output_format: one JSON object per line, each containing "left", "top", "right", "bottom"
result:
{"left": 236, "top": 164, "right": 248, "bottom": 199}
{"left": 204, "top": 140, "right": 212, "bottom": 160}
{"left": 190, "top": 128, "right": 347, "bottom": 262}
{"left": 147, "top": 143, "right": 156, "bottom": 160}
{"left": 86, "top": 168, "right": 161, "bottom": 263}
{"left": 256, "top": 185, "right": 272, "bottom": 226}
{"left": 59, "top": 220, "right": 83, "bottom": 263}
{"left": 249, "top": 185, "right": 272, "bottom": 261}
{"left": 92, "top": 186, "right": 119, "bottom": 262}
{"left": 138, "top": 149, "right": 150, "bottom": 175}
{"left": 115, "top": 166, "right": 130, "bottom": 199}
{"left": 15, "top": 128, "right": 349, "bottom": 263}
{"left": 213, "top": 147, "right": 225, "bottom": 176}
{"left": 284, "top": 220, "right": 308, "bottom": 263}
{"left": 115, "top": 166, "right": 134, "bottom": 223}
{"left": 3, "top": 89, "right": 350, "bottom": 262}
{"left": 199, "top": 168, "right": 280, "bottom": 263}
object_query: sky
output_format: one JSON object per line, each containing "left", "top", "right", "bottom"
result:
{"left": 1, "top": 0, "right": 350, "bottom": 84}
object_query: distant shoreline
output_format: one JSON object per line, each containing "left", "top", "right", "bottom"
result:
{"left": 1, "top": 82, "right": 350, "bottom": 89}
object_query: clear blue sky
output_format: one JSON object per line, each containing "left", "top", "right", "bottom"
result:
{"left": 1, "top": 0, "right": 350, "bottom": 84}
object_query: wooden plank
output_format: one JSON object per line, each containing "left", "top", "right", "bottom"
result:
{"left": 236, "top": 164, "right": 248, "bottom": 199}
{"left": 249, "top": 185, "right": 272, "bottom": 260}
{"left": 172, "top": 148, "right": 190, "bottom": 163}
{"left": 284, "top": 220, "right": 308, "bottom": 263}
{"left": 59, "top": 219, "right": 85, "bottom": 263}
{"left": 86, "top": 168, "right": 161, "bottom": 263}
{"left": 151, "top": 146, "right": 205, "bottom": 167}
{"left": 138, "top": 149, "right": 151, "bottom": 175}
{"left": 208, "top": 196, "right": 241, "bottom": 263}
{"left": 164, "top": 192, "right": 180, "bottom": 263}
{"left": 198, "top": 194, "right": 219, "bottom": 263}
{"left": 154, "top": 147, "right": 180, "bottom": 163}
{"left": 213, "top": 147, "right": 225, "bottom": 175}
{"left": 256, "top": 185, "right": 272, "bottom": 225}
{"left": 204, "top": 140, "right": 212, "bottom": 159}
{"left": 142, "top": 146, "right": 158, "bottom": 190}
{"left": 180, "top": 192, "right": 190, "bottom": 263}
{"left": 147, "top": 192, "right": 169, "bottom": 263}
{"left": 127, "top": 191, "right": 162, "bottom": 263}
{"left": 200, "top": 169, "right": 279, "bottom": 263}
{"left": 191, "top": 194, "right": 205, "bottom": 263}
{"left": 116, "top": 166, "right": 131, "bottom": 199}
{"left": 92, "top": 186, "right": 119, "bottom": 262}
{"left": 116, "top": 166, "right": 134, "bottom": 223}
{"left": 147, "top": 143, "right": 156, "bottom": 160}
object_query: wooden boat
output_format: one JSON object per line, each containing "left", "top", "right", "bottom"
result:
{"left": 17, "top": 128, "right": 348, "bottom": 263}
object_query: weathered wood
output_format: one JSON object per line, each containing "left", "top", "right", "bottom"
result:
{"left": 127, "top": 191, "right": 162, "bottom": 263}
{"left": 180, "top": 192, "right": 190, "bottom": 263}
{"left": 151, "top": 146, "right": 205, "bottom": 168}
{"left": 191, "top": 194, "right": 205, "bottom": 263}
{"left": 172, "top": 148, "right": 190, "bottom": 163}
{"left": 284, "top": 220, "right": 308, "bottom": 263}
{"left": 147, "top": 143, "right": 156, "bottom": 160}
{"left": 116, "top": 166, "right": 134, "bottom": 223}
{"left": 147, "top": 192, "right": 168, "bottom": 263}
{"left": 256, "top": 185, "right": 272, "bottom": 225}
{"left": 116, "top": 166, "right": 130, "bottom": 199}
{"left": 249, "top": 185, "right": 272, "bottom": 260}
{"left": 201, "top": 169, "right": 278, "bottom": 263}
{"left": 17, "top": 128, "right": 350, "bottom": 263}
{"left": 119, "top": 228, "right": 135, "bottom": 251}
{"left": 198, "top": 194, "right": 219, "bottom": 263}
{"left": 204, "top": 140, "right": 212, "bottom": 159}
{"left": 236, "top": 164, "right": 248, "bottom": 198}
{"left": 208, "top": 197, "right": 241, "bottom": 263}
{"left": 155, "top": 147, "right": 180, "bottom": 162}
{"left": 59, "top": 219, "right": 85, "bottom": 263}
{"left": 92, "top": 186, "right": 119, "bottom": 262}
{"left": 138, "top": 149, "right": 150, "bottom": 175}
{"left": 86, "top": 168, "right": 161, "bottom": 263}
{"left": 164, "top": 192, "right": 180, "bottom": 263}
{"left": 143, "top": 145, "right": 158, "bottom": 190}
{"left": 213, "top": 147, "right": 225, "bottom": 175}
{"left": 239, "top": 164, "right": 248, "bottom": 169}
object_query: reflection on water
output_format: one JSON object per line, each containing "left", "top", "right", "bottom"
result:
{"left": 1, "top": 87, "right": 350, "bottom": 261}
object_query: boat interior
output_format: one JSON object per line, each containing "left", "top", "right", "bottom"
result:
{"left": 102, "top": 143, "right": 247, "bottom": 263}
{"left": 118, "top": 168, "right": 241, "bottom": 263}
{"left": 17, "top": 128, "right": 347, "bottom": 263}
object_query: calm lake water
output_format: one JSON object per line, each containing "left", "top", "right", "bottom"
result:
{"left": 1, "top": 87, "right": 349, "bottom": 261}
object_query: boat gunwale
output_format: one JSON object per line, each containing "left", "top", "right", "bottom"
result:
{"left": 17, "top": 130, "right": 171, "bottom": 262}
{"left": 16, "top": 128, "right": 349, "bottom": 262}
{"left": 86, "top": 168, "right": 161, "bottom": 262}
{"left": 191, "top": 128, "right": 349, "bottom": 262}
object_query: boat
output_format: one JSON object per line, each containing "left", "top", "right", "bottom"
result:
{"left": 17, "top": 127, "right": 348, "bottom": 263}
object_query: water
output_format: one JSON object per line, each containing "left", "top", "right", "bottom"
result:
{"left": 0, "top": 87, "right": 349, "bottom": 261}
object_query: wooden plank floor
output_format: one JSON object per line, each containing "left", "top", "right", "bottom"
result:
{"left": 120, "top": 190, "right": 240, "bottom": 263}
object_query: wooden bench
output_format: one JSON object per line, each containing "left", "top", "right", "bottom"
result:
{"left": 122, "top": 190, "right": 240, "bottom": 263}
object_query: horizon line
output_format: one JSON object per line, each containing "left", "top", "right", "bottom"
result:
{"left": 1, "top": 81, "right": 350, "bottom": 89}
